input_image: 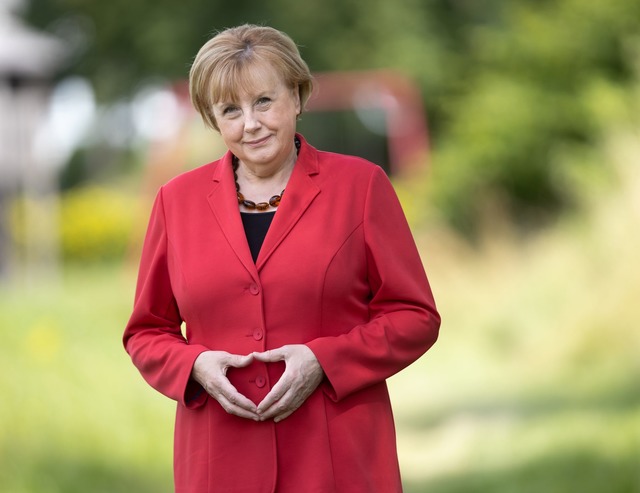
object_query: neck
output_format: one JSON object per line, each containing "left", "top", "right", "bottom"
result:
{"left": 235, "top": 136, "right": 300, "bottom": 186}
{"left": 237, "top": 146, "right": 297, "bottom": 184}
{"left": 232, "top": 136, "right": 301, "bottom": 212}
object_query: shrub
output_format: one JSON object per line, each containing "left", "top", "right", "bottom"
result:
{"left": 58, "top": 186, "right": 139, "bottom": 263}
{"left": 10, "top": 186, "right": 140, "bottom": 264}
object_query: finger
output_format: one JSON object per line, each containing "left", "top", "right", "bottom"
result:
{"left": 216, "top": 379, "right": 258, "bottom": 412}
{"left": 252, "top": 348, "right": 285, "bottom": 363}
{"left": 224, "top": 353, "right": 255, "bottom": 371}
{"left": 258, "top": 389, "right": 298, "bottom": 421}
{"left": 217, "top": 393, "right": 260, "bottom": 420}
{"left": 259, "top": 373, "right": 324, "bottom": 421}
{"left": 204, "top": 371, "right": 258, "bottom": 414}
{"left": 256, "top": 372, "right": 310, "bottom": 420}
{"left": 256, "top": 377, "right": 289, "bottom": 415}
{"left": 262, "top": 384, "right": 307, "bottom": 422}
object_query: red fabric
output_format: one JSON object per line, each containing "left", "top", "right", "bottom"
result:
{"left": 123, "top": 135, "right": 440, "bottom": 493}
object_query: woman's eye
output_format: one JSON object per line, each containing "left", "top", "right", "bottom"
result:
{"left": 257, "top": 97, "right": 271, "bottom": 106}
{"left": 223, "top": 106, "right": 239, "bottom": 116}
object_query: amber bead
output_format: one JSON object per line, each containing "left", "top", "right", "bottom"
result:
{"left": 233, "top": 152, "right": 290, "bottom": 210}
{"left": 269, "top": 191, "right": 284, "bottom": 207}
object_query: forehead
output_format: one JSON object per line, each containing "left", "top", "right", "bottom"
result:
{"left": 214, "top": 61, "right": 289, "bottom": 104}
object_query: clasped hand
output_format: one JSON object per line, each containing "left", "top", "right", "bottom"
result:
{"left": 191, "top": 345, "right": 324, "bottom": 423}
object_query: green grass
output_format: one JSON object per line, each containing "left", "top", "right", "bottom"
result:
{"left": 0, "top": 267, "right": 175, "bottom": 493}
{"left": 1, "top": 136, "right": 639, "bottom": 492}
{"left": 390, "top": 133, "right": 640, "bottom": 492}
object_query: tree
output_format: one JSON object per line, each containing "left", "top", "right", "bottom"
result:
{"left": 25, "top": 0, "right": 640, "bottom": 235}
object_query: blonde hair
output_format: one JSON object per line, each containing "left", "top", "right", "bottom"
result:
{"left": 189, "top": 24, "right": 314, "bottom": 131}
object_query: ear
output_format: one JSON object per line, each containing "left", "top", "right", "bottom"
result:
{"left": 293, "top": 85, "right": 302, "bottom": 116}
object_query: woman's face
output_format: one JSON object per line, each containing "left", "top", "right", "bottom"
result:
{"left": 212, "top": 64, "right": 301, "bottom": 172}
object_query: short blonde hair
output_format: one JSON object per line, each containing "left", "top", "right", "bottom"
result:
{"left": 189, "top": 24, "right": 314, "bottom": 131}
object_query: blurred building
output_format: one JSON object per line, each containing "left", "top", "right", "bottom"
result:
{"left": 300, "top": 70, "right": 430, "bottom": 177}
{"left": 0, "top": 0, "right": 67, "bottom": 280}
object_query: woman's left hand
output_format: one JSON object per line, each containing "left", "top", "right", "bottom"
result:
{"left": 252, "top": 345, "right": 324, "bottom": 423}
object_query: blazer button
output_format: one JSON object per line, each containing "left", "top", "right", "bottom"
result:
{"left": 253, "top": 328, "right": 264, "bottom": 341}
{"left": 255, "top": 375, "right": 266, "bottom": 388}
{"left": 249, "top": 283, "right": 260, "bottom": 295}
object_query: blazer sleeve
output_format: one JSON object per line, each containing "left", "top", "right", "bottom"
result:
{"left": 306, "top": 166, "right": 441, "bottom": 402}
{"left": 123, "top": 188, "right": 209, "bottom": 409}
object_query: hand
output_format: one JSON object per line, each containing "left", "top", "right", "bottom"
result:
{"left": 191, "top": 351, "right": 259, "bottom": 420}
{"left": 252, "top": 345, "right": 324, "bottom": 423}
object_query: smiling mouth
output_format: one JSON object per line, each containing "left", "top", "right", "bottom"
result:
{"left": 245, "top": 136, "right": 271, "bottom": 146}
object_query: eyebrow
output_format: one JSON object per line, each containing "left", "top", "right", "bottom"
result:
{"left": 215, "top": 89, "right": 277, "bottom": 107}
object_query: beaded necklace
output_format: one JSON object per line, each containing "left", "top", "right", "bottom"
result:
{"left": 232, "top": 136, "right": 300, "bottom": 211}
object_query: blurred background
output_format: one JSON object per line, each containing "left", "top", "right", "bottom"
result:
{"left": 1, "top": 0, "right": 639, "bottom": 491}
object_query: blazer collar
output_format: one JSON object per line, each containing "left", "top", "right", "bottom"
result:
{"left": 207, "top": 134, "right": 320, "bottom": 276}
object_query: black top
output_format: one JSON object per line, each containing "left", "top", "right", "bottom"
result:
{"left": 240, "top": 211, "right": 276, "bottom": 262}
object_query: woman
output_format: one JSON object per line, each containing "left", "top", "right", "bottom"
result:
{"left": 124, "top": 24, "right": 440, "bottom": 493}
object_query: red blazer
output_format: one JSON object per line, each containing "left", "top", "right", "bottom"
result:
{"left": 124, "top": 134, "right": 440, "bottom": 493}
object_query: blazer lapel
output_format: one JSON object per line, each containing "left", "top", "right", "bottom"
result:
{"left": 206, "top": 153, "right": 259, "bottom": 281}
{"left": 256, "top": 138, "right": 320, "bottom": 271}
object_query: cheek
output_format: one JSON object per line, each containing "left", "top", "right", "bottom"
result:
{"left": 272, "top": 108, "right": 299, "bottom": 129}
{"left": 218, "top": 121, "right": 243, "bottom": 141}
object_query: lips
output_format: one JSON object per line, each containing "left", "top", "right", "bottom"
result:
{"left": 245, "top": 135, "right": 271, "bottom": 147}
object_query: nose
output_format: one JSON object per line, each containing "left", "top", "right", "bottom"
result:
{"left": 243, "top": 109, "right": 261, "bottom": 132}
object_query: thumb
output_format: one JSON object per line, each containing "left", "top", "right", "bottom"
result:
{"left": 252, "top": 348, "right": 285, "bottom": 363}
{"left": 227, "top": 353, "right": 255, "bottom": 368}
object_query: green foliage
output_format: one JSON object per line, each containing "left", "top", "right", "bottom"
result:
{"left": 58, "top": 186, "right": 138, "bottom": 263}
{"left": 391, "top": 132, "right": 640, "bottom": 491}
{"left": 5, "top": 4, "right": 637, "bottom": 489}
{"left": 428, "top": 0, "right": 640, "bottom": 234}
{"left": 10, "top": 186, "right": 139, "bottom": 264}
{"left": 23, "top": 0, "right": 640, "bottom": 234}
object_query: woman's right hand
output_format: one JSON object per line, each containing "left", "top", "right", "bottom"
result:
{"left": 191, "top": 351, "right": 259, "bottom": 420}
